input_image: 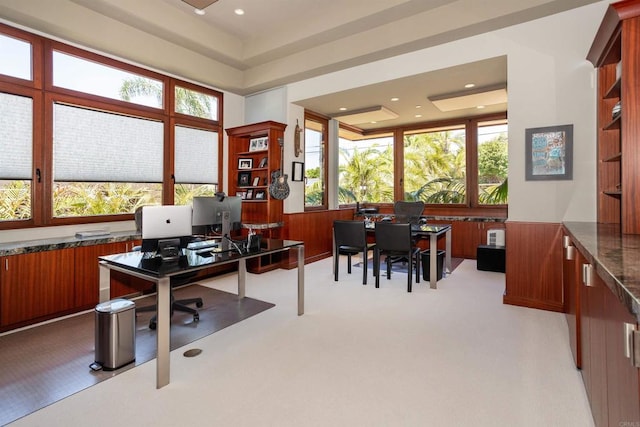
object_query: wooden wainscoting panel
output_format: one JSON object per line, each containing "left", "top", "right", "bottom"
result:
{"left": 281, "top": 209, "right": 354, "bottom": 268}
{"left": 504, "top": 221, "right": 564, "bottom": 312}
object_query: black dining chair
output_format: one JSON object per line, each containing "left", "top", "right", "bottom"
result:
{"left": 333, "top": 220, "right": 375, "bottom": 285}
{"left": 373, "top": 222, "right": 421, "bottom": 292}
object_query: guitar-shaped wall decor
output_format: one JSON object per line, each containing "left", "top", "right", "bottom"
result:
{"left": 269, "top": 137, "right": 290, "bottom": 200}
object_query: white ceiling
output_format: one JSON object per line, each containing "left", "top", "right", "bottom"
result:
{"left": 2, "top": 0, "right": 601, "bottom": 130}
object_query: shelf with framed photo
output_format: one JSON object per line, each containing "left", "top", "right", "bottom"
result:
{"left": 226, "top": 121, "right": 287, "bottom": 273}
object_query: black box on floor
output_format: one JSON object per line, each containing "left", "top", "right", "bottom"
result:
{"left": 477, "top": 245, "right": 505, "bottom": 273}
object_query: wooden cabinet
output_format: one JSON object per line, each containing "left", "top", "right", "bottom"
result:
{"left": 1, "top": 249, "right": 75, "bottom": 328}
{"left": 587, "top": 0, "right": 640, "bottom": 234}
{"left": 226, "top": 121, "right": 287, "bottom": 272}
{"left": 572, "top": 245, "right": 640, "bottom": 427}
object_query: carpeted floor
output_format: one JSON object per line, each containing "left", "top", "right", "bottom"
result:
{"left": 0, "top": 285, "right": 274, "bottom": 426}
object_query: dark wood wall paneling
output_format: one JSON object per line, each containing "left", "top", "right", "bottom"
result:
{"left": 503, "top": 222, "right": 564, "bottom": 312}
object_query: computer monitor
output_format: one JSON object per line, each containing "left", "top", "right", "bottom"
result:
{"left": 140, "top": 205, "right": 193, "bottom": 258}
{"left": 192, "top": 195, "right": 242, "bottom": 233}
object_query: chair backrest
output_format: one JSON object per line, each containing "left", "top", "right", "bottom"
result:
{"left": 333, "top": 220, "right": 367, "bottom": 248}
{"left": 374, "top": 222, "right": 412, "bottom": 252}
{"left": 394, "top": 201, "right": 425, "bottom": 224}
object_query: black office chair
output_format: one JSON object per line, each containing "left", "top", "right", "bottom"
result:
{"left": 333, "top": 220, "right": 375, "bottom": 285}
{"left": 373, "top": 222, "right": 421, "bottom": 292}
{"left": 394, "top": 200, "right": 425, "bottom": 225}
{"left": 134, "top": 207, "right": 203, "bottom": 330}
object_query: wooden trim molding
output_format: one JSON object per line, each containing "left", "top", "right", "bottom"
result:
{"left": 503, "top": 221, "right": 564, "bottom": 312}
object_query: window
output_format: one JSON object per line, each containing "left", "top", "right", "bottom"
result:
{"left": 174, "top": 125, "right": 219, "bottom": 204}
{"left": 477, "top": 119, "right": 508, "bottom": 205}
{"left": 304, "top": 113, "right": 328, "bottom": 209}
{"left": 403, "top": 125, "right": 466, "bottom": 203}
{"left": 175, "top": 85, "right": 218, "bottom": 121}
{"left": 0, "top": 92, "right": 33, "bottom": 221}
{"left": 53, "top": 50, "right": 163, "bottom": 109}
{"left": 0, "top": 23, "right": 223, "bottom": 229}
{"left": 338, "top": 133, "right": 394, "bottom": 203}
{"left": 0, "top": 33, "right": 31, "bottom": 80}
{"left": 52, "top": 103, "right": 163, "bottom": 217}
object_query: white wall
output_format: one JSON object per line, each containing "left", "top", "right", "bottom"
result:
{"left": 285, "top": 1, "right": 607, "bottom": 221}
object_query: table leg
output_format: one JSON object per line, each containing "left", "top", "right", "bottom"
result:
{"left": 298, "top": 245, "right": 305, "bottom": 315}
{"left": 445, "top": 228, "right": 452, "bottom": 274}
{"left": 156, "top": 277, "right": 170, "bottom": 389}
{"left": 238, "top": 258, "right": 246, "bottom": 299}
{"left": 98, "top": 261, "right": 111, "bottom": 303}
{"left": 429, "top": 234, "right": 437, "bottom": 289}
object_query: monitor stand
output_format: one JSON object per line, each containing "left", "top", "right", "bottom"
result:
{"left": 221, "top": 211, "right": 231, "bottom": 252}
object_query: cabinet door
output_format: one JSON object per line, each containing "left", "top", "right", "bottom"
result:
{"left": 74, "top": 242, "right": 128, "bottom": 308}
{"left": 563, "top": 236, "right": 581, "bottom": 369}
{"left": 1, "top": 249, "right": 75, "bottom": 327}
{"left": 605, "top": 284, "right": 640, "bottom": 426}
{"left": 580, "top": 258, "right": 608, "bottom": 427}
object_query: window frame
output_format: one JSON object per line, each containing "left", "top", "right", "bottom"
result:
{"left": 334, "top": 111, "right": 507, "bottom": 217}
{"left": 304, "top": 111, "right": 328, "bottom": 211}
{"left": 0, "top": 23, "right": 223, "bottom": 230}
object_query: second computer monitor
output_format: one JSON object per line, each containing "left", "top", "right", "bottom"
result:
{"left": 192, "top": 195, "right": 242, "bottom": 235}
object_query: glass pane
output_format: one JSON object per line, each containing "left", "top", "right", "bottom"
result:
{"left": 0, "top": 34, "right": 31, "bottom": 80}
{"left": 0, "top": 92, "right": 32, "bottom": 180}
{"left": 338, "top": 134, "right": 394, "bottom": 204}
{"left": 174, "top": 126, "right": 218, "bottom": 184}
{"left": 53, "top": 51, "right": 163, "bottom": 108}
{"left": 403, "top": 126, "right": 466, "bottom": 203}
{"left": 174, "top": 184, "right": 218, "bottom": 206}
{"left": 53, "top": 103, "right": 164, "bottom": 217}
{"left": 0, "top": 180, "right": 32, "bottom": 221}
{"left": 175, "top": 86, "right": 218, "bottom": 120}
{"left": 53, "top": 182, "right": 161, "bottom": 217}
{"left": 304, "top": 119, "right": 325, "bottom": 207}
{"left": 478, "top": 120, "right": 508, "bottom": 205}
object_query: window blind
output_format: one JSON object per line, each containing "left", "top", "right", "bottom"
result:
{"left": 174, "top": 125, "right": 218, "bottom": 185}
{"left": 53, "top": 103, "right": 163, "bottom": 182}
{"left": 0, "top": 92, "right": 32, "bottom": 180}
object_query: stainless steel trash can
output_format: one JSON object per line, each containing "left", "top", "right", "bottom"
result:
{"left": 93, "top": 298, "right": 136, "bottom": 371}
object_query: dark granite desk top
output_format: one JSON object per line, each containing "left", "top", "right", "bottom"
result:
{"left": 563, "top": 221, "right": 640, "bottom": 322}
{"left": 0, "top": 231, "right": 140, "bottom": 256}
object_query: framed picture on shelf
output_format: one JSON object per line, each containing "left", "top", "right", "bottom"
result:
{"left": 255, "top": 190, "right": 266, "bottom": 200}
{"left": 238, "top": 158, "right": 253, "bottom": 170}
{"left": 258, "top": 157, "right": 268, "bottom": 168}
{"left": 525, "top": 124, "right": 573, "bottom": 181}
{"left": 238, "top": 171, "right": 251, "bottom": 187}
{"left": 249, "top": 137, "right": 268, "bottom": 152}
{"left": 236, "top": 191, "right": 247, "bottom": 200}
{"left": 246, "top": 189, "right": 254, "bottom": 199}
{"left": 252, "top": 176, "right": 260, "bottom": 186}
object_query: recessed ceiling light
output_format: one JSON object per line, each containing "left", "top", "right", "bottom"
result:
{"left": 339, "top": 107, "right": 347, "bottom": 111}
{"left": 415, "top": 105, "right": 421, "bottom": 109}
{"left": 477, "top": 105, "right": 486, "bottom": 109}
{"left": 464, "top": 83, "right": 475, "bottom": 88}
{"left": 370, "top": 121, "right": 377, "bottom": 124}
{"left": 194, "top": 8, "right": 206, "bottom": 15}
{"left": 415, "top": 114, "right": 422, "bottom": 118}
{"left": 234, "top": 8, "right": 245, "bottom": 15}
{"left": 390, "top": 97, "right": 399, "bottom": 102}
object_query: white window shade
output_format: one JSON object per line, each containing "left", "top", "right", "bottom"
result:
{"left": 53, "top": 103, "right": 163, "bottom": 182}
{"left": 0, "top": 92, "right": 32, "bottom": 180}
{"left": 174, "top": 125, "right": 218, "bottom": 184}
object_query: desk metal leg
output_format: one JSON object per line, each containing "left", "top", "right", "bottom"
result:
{"left": 156, "top": 277, "right": 170, "bottom": 389}
{"left": 98, "top": 261, "right": 110, "bottom": 303}
{"left": 445, "top": 228, "right": 452, "bottom": 275}
{"left": 429, "top": 234, "right": 437, "bottom": 289}
{"left": 238, "top": 258, "right": 246, "bottom": 299}
{"left": 298, "top": 245, "right": 305, "bottom": 315}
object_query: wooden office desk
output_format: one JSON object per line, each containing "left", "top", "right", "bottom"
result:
{"left": 98, "top": 238, "right": 304, "bottom": 389}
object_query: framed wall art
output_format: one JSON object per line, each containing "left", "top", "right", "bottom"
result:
{"left": 525, "top": 124, "right": 573, "bottom": 181}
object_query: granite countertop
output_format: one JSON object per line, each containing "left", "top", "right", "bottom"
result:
{"left": 0, "top": 231, "right": 140, "bottom": 256}
{"left": 563, "top": 221, "right": 640, "bottom": 322}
